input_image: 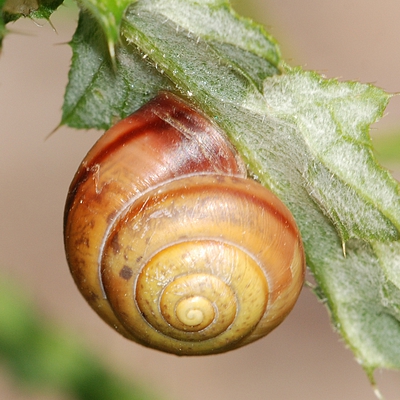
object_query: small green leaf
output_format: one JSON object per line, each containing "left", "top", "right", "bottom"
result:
{"left": 0, "top": 0, "right": 6, "bottom": 47}
{"left": 78, "top": 0, "right": 133, "bottom": 59}
{"left": 61, "top": 11, "right": 172, "bottom": 129}
{"left": 1, "top": 0, "right": 63, "bottom": 46}
{"left": 2, "top": 0, "right": 62, "bottom": 22}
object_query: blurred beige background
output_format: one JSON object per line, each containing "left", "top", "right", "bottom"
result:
{"left": 1, "top": 1, "right": 399, "bottom": 399}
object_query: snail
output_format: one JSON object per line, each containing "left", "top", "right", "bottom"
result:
{"left": 64, "top": 91, "right": 305, "bottom": 355}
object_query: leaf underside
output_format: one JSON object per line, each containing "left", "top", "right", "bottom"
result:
{"left": 60, "top": 0, "right": 400, "bottom": 385}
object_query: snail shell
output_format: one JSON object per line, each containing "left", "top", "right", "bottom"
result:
{"left": 64, "top": 92, "right": 305, "bottom": 355}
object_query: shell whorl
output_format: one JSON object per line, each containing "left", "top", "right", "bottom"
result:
{"left": 101, "top": 174, "right": 302, "bottom": 354}
{"left": 64, "top": 92, "right": 305, "bottom": 355}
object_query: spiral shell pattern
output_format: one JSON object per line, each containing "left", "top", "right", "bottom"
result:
{"left": 64, "top": 92, "right": 305, "bottom": 355}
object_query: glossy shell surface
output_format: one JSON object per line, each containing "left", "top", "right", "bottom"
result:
{"left": 64, "top": 92, "right": 305, "bottom": 355}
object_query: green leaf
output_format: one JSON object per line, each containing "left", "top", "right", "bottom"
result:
{"left": 2, "top": 0, "right": 63, "bottom": 23}
{"left": 77, "top": 0, "right": 133, "bottom": 60}
{"left": 0, "top": 0, "right": 6, "bottom": 47}
{"left": 1, "top": 0, "right": 63, "bottom": 47}
{"left": 260, "top": 70, "right": 399, "bottom": 243}
{"left": 61, "top": 0, "right": 279, "bottom": 129}
{"left": 61, "top": 10, "right": 173, "bottom": 129}
{"left": 62, "top": 0, "right": 400, "bottom": 386}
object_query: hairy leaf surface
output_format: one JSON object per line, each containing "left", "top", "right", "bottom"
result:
{"left": 61, "top": 0, "right": 400, "bottom": 381}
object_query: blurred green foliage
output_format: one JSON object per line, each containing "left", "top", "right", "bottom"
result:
{"left": 0, "top": 276, "right": 163, "bottom": 400}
